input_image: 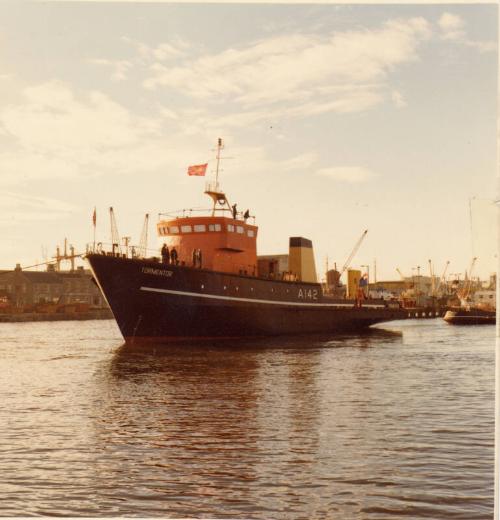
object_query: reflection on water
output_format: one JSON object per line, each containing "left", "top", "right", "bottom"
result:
{"left": 0, "top": 320, "right": 494, "bottom": 518}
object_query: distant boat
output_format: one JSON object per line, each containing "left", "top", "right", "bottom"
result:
{"left": 443, "top": 306, "right": 496, "bottom": 325}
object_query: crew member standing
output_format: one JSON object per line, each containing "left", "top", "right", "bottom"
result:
{"left": 170, "top": 247, "right": 178, "bottom": 265}
{"left": 161, "top": 243, "right": 169, "bottom": 264}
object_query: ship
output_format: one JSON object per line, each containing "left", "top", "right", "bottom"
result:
{"left": 443, "top": 306, "right": 496, "bottom": 325}
{"left": 86, "top": 140, "right": 407, "bottom": 342}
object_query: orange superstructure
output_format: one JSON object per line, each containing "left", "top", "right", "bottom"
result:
{"left": 157, "top": 215, "right": 258, "bottom": 275}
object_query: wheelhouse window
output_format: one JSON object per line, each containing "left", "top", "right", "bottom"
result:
{"left": 236, "top": 226, "right": 244, "bottom": 234}
{"left": 180, "top": 225, "right": 192, "bottom": 233}
{"left": 208, "top": 224, "right": 222, "bottom": 232}
{"left": 194, "top": 224, "right": 206, "bottom": 232}
{"left": 247, "top": 230, "right": 255, "bottom": 237}
{"left": 227, "top": 224, "right": 235, "bottom": 232}
{"left": 168, "top": 226, "right": 179, "bottom": 234}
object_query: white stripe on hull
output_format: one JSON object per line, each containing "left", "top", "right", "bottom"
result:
{"left": 140, "top": 286, "right": 387, "bottom": 309}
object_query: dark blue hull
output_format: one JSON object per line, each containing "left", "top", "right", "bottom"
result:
{"left": 86, "top": 254, "right": 407, "bottom": 342}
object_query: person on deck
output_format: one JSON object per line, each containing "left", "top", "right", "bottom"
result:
{"left": 232, "top": 204, "right": 237, "bottom": 219}
{"left": 161, "top": 244, "right": 169, "bottom": 264}
{"left": 243, "top": 209, "right": 250, "bottom": 221}
{"left": 170, "top": 247, "right": 178, "bottom": 265}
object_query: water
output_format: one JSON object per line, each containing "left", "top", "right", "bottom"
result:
{"left": 0, "top": 319, "right": 494, "bottom": 518}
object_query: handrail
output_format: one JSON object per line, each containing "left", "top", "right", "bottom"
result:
{"left": 86, "top": 241, "right": 161, "bottom": 260}
{"left": 158, "top": 207, "right": 232, "bottom": 219}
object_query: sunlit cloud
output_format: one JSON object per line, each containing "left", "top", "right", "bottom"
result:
{"left": 0, "top": 191, "right": 77, "bottom": 225}
{"left": 87, "top": 58, "right": 133, "bottom": 81}
{"left": 438, "top": 12, "right": 466, "bottom": 41}
{"left": 438, "top": 12, "right": 496, "bottom": 53}
{"left": 316, "top": 166, "right": 376, "bottom": 183}
{"left": 143, "top": 17, "right": 432, "bottom": 117}
{"left": 121, "top": 36, "right": 191, "bottom": 61}
{"left": 391, "top": 90, "right": 407, "bottom": 108}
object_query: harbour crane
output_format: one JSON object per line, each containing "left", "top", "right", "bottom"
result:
{"left": 435, "top": 260, "right": 450, "bottom": 295}
{"left": 428, "top": 259, "right": 437, "bottom": 296}
{"left": 138, "top": 213, "right": 149, "bottom": 258}
{"left": 461, "top": 257, "right": 478, "bottom": 300}
{"left": 339, "top": 229, "right": 368, "bottom": 277}
{"left": 109, "top": 207, "right": 121, "bottom": 255}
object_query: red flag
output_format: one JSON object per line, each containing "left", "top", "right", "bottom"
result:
{"left": 92, "top": 207, "right": 96, "bottom": 227}
{"left": 187, "top": 163, "right": 208, "bottom": 176}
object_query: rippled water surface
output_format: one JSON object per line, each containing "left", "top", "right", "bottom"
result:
{"left": 0, "top": 319, "right": 494, "bottom": 518}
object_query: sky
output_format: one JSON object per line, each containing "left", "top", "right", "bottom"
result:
{"left": 0, "top": 1, "right": 497, "bottom": 281}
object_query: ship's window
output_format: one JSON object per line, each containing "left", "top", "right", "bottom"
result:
{"left": 227, "top": 224, "right": 235, "bottom": 232}
{"left": 194, "top": 224, "right": 206, "bottom": 232}
{"left": 168, "top": 226, "right": 179, "bottom": 234}
{"left": 247, "top": 230, "right": 255, "bottom": 237}
{"left": 236, "top": 226, "right": 244, "bottom": 234}
{"left": 208, "top": 224, "right": 222, "bottom": 232}
{"left": 181, "top": 225, "right": 192, "bottom": 233}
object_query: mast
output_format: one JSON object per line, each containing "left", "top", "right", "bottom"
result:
{"left": 109, "top": 207, "right": 122, "bottom": 255}
{"left": 138, "top": 213, "right": 149, "bottom": 258}
{"left": 205, "top": 137, "right": 231, "bottom": 216}
{"left": 215, "top": 137, "right": 223, "bottom": 189}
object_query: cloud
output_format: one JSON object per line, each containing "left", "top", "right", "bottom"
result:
{"left": 438, "top": 12, "right": 496, "bottom": 53}
{"left": 0, "top": 191, "right": 76, "bottom": 225}
{"left": 0, "top": 81, "right": 189, "bottom": 184}
{"left": 438, "top": 12, "right": 466, "bottom": 41}
{"left": 465, "top": 40, "right": 497, "bottom": 54}
{"left": 121, "top": 36, "right": 190, "bottom": 62}
{"left": 391, "top": 90, "right": 407, "bottom": 108}
{"left": 316, "top": 166, "right": 376, "bottom": 183}
{"left": 143, "top": 17, "right": 431, "bottom": 117}
{"left": 88, "top": 58, "right": 133, "bottom": 81}
{"left": 281, "top": 152, "right": 318, "bottom": 171}
{"left": 0, "top": 81, "right": 160, "bottom": 155}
